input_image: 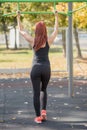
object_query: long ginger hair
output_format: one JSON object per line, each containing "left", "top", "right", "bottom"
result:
{"left": 33, "top": 21, "right": 48, "bottom": 51}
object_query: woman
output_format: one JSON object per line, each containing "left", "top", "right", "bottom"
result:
{"left": 17, "top": 11, "right": 58, "bottom": 123}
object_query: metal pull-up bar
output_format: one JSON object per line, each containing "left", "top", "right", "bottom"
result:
{"left": 2, "top": 0, "right": 87, "bottom": 17}
{"left": 2, "top": 11, "right": 67, "bottom": 17}
{"left": 2, "top": 1, "right": 68, "bottom": 17}
{"left": 0, "top": 0, "right": 87, "bottom": 2}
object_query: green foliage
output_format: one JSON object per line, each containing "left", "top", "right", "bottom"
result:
{"left": 0, "top": 2, "right": 87, "bottom": 32}
{"left": 73, "top": 3, "right": 87, "bottom": 29}
{"left": 21, "top": 2, "right": 55, "bottom": 26}
{"left": 0, "top": 2, "right": 17, "bottom": 31}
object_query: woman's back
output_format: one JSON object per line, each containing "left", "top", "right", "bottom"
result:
{"left": 32, "top": 42, "right": 50, "bottom": 66}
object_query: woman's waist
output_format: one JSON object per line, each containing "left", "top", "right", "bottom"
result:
{"left": 32, "top": 59, "right": 50, "bottom": 65}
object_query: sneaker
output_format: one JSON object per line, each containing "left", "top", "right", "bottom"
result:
{"left": 41, "top": 110, "right": 47, "bottom": 121}
{"left": 34, "top": 116, "right": 42, "bottom": 123}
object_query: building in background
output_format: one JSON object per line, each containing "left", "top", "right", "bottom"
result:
{"left": 9, "top": 27, "right": 29, "bottom": 48}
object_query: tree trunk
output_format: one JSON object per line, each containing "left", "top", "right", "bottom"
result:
{"left": 13, "top": 17, "right": 17, "bottom": 50}
{"left": 2, "top": 19, "right": 9, "bottom": 49}
{"left": 4, "top": 30, "right": 9, "bottom": 49}
{"left": 14, "top": 26, "right": 17, "bottom": 49}
{"left": 62, "top": 29, "right": 66, "bottom": 57}
{"left": 74, "top": 27, "right": 82, "bottom": 58}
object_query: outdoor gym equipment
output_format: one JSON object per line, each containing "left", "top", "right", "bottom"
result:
{"left": 1, "top": 0, "right": 87, "bottom": 17}
{"left": 0, "top": 0, "right": 87, "bottom": 97}
{"left": 0, "top": 0, "right": 87, "bottom": 2}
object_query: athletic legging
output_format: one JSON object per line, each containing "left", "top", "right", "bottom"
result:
{"left": 30, "top": 64, "right": 51, "bottom": 116}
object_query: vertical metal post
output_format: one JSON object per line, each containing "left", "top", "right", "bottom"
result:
{"left": 66, "top": 28, "right": 69, "bottom": 72}
{"left": 54, "top": 2, "right": 56, "bottom": 11}
{"left": 68, "top": 2, "right": 74, "bottom": 97}
{"left": 17, "top": 2, "right": 20, "bottom": 11}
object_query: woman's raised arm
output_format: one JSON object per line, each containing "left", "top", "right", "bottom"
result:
{"left": 17, "top": 11, "right": 34, "bottom": 46}
{"left": 48, "top": 11, "right": 58, "bottom": 45}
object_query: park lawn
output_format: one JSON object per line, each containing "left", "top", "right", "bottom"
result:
{"left": 0, "top": 48, "right": 33, "bottom": 68}
{"left": 0, "top": 45, "right": 87, "bottom": 78}
{"left": 0, "top": 45, "right": 66, "bottom": 70}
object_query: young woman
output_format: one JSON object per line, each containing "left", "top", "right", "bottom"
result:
{"left": 17, "top": 11, "right": 58, "bottom": 123}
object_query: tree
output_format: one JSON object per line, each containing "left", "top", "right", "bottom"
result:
{"left": 0, "top": 2, "right": 18, "bottom": 49}
{"left": 0, "top": 3, "right": 9, "bottom": 49}
{"left": 73, "top": 22, "right": 82, "bottom": 58}
{"left": 73, "top": 2, "right": 87, "bottom": 58}
{"left": 56, "top": 3, "right": 68, "bottom": 57}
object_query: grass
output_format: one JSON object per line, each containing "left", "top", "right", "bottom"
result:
{"left": 0, "top": 45, "right": 87, "bottom": 78}
{"left": 0, "top": 45, "right": 66, "bottom": 69}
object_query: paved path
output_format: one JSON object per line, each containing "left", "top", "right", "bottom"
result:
{"left": 0, "top": 78, "right": 87, "bottom": 130}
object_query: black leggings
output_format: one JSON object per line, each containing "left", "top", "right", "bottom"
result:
{"left": 30, "top": 64, "right": 51, "bottom": 116}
